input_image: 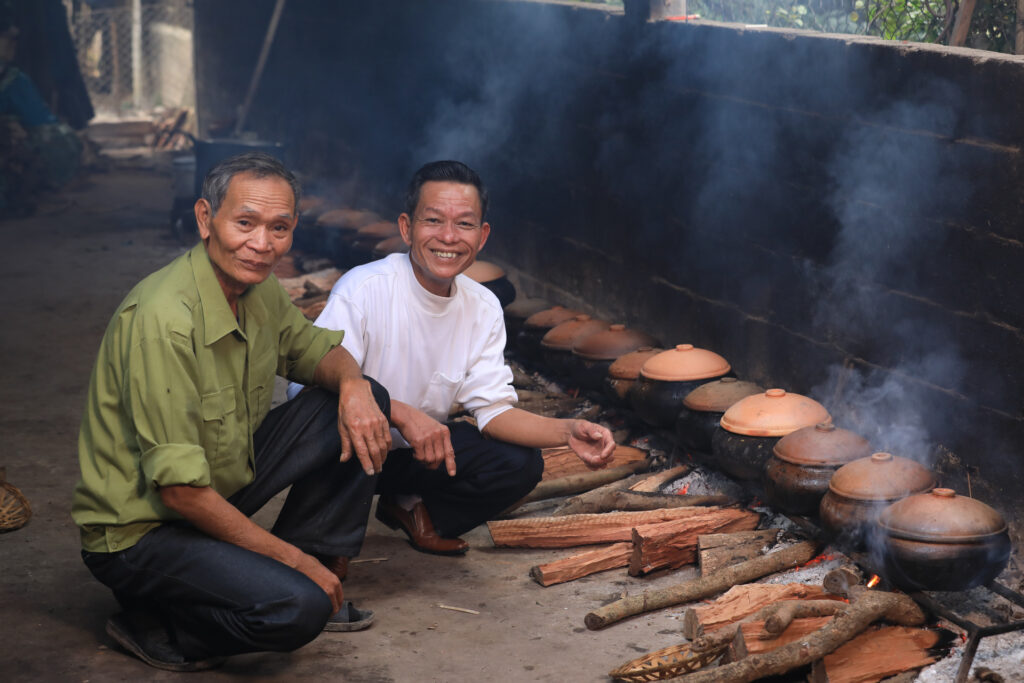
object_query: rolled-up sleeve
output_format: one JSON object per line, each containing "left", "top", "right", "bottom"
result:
{"left": 274, "top": 284, "right": 345, "bottom": 385}
{"left": 457, "top": 314, "right": 517, "bottom": 431}
{"left": 127, "top": 335, "right": 212, "bottom": 489}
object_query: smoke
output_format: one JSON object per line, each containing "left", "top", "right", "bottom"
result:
{"left": 809, "top": 79, "right": 968, "bottom": 466}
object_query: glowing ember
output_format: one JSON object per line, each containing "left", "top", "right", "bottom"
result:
{"left": 677, "top": 483, "right": 691, "bottom": 495}
{"left": 867, "top": 575, "right": 880, "bottom": 589}
{"left": 797, "top": 553, "right": 837, "bottom": 569}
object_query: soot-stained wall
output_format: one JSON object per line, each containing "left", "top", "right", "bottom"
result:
{"left": 194, "top": 0, "right": 1024, "bottom": 529}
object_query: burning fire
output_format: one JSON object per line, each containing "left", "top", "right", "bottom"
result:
{"left": 797, "top": 553, "right": 837, "bottom": 569}
{"left": 677, "top": 483, "right": 691, "bottom": 495}
{"left": 866, "top": 574, "right": 880, "bottom": 589}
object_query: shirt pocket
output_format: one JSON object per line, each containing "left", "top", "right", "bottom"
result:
{"left": 248, "top": 348, "right": 277, "bottom": 429}
{"left": 200, "top": 386, "right": 236, "bottom": 465}
{"left": 419, "top": 371, "right": 464, "bottom": 421}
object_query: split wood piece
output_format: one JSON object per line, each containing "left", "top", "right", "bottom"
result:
{"left": 692, "top": 600, "right": 848, "bottom": 655}
{"left": 277, "top": 268, "right": 344, "bottom": 301}
{"left": 627, "top": 465, "right": 689, "bottom": 492}
{"left": 670, "top": 570, "right": 926, "bottom": 683}
{"left": 554, "top": 488, "right": 731, "bottom": 516}
{"left": 500, "top": 470, "right": 653, "bottom": 519}
{"left": 541, "top": 444, "right": 648, "bottom": 481}
{"left": 727, "top": 617, "right": 833, "bottom": 660}
{"left": 516, "top": 458, "right": 652, "bottom": 506}
{"left": 629, "top": 509, "right": 761, "bottom": 576}
{"left": 809, "top": 625, "right": 945, "bottom": 683}
{"left": 489, "top": 506, "right": 733, "bottom": 549}
{"left": 682, "top": 582, "right": 840, "bottom": 639}
{"left": 529, "top": 542, "right": 633, "bottom": 587}
{"left": 584, "top": 540, "right": 820, "bottom": 630}
{"left": 699, "top": 529, "right": 780, "bottom": 577}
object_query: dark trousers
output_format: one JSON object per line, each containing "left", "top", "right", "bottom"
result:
{"left": 376, "top": 420, "right": 543, "bottom": 537}
{"left": 81, "top": 384, "right": 389, "bottom": 659}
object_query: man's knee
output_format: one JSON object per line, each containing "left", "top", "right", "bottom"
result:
{"left": 248, "top": 580, "right": 332, "bottom": 652}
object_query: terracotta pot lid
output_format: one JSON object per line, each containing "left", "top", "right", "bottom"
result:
{"left": 298, "top": 195, "right": 325, "bottom": 215}
{"left": 827, "top": 452, "right": 935, "bottom": 502}
{"left": 356, "top": 220, "right": 400, "bottom": 239}
{"left": 571, "top": 324, "right": 661, "bottom": 361}
{"left": 463, "top": 260, "right": 505, "bottom": 283}
{"left": 540, "top": 315, "right": 609, "bottom": 351}
{"left": 315, "top": 208, "right": 381, "bottom": 229}
{"left": 372, "top": 235, "right": 409, "bottom": 256}
{"left": 608, "top": 347, "right": 663, "bottom": 380}
{"left": 683, "top": 377, "right": 764, "bottom": 413}
{"left": 879, "top": 488, "right": 1007, "bottom": 543}
{"left": 719, "top": 388, "right": 830, "bottom": 437}
{"left": 639, "top": 344, "right": 731, "bottom": 382}
{"left": 523, "top": 305, "right": 581, "bottom": 331}
{"left": 505, "top": 296, "right": 551, "bottom": 321}
{"left": 773, "top": 422, "right": 872, "bottom": 466}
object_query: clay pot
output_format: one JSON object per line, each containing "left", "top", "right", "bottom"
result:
{"left": 315, "top": 208, "right": 381, "bottom": 231}
{"left": 503, "top": 296, "right": 551, "bottom": 345}
{"left": 675, "top": 377, "right": 764, "bottom": 461}
{"left": 629, "top": 344, "right": 732, "bottom": 428}
{"left": 819, "top": 452, "right": 935, "bottom": 545}
{"left": 349, "top": 221, "right": 401, "bottom": 265}
{"left": 603, "top": 346, "right": 663, "bottom": 405}
{"left": 463, "top": 260, "right": 516, "bottom": 309}
{"left": 763, "top": 422, "right": 872, "bottom": 515}
{"left": 878, "top": 488, "right": 1011, "bottom": 591}
{"left": 516, "top": 305, "right": 581, "bottom": 362}
{"left": 711, "top": 389, "right": 830, "bottom": 481}
{"left": 569, "top": 324, "right": 661, "bottom": 392}
{"left": 298, "top": 194, "right": 327, "bottom": 219}
{"left": 540, "top": 315, "right": 609, "bottom": 378}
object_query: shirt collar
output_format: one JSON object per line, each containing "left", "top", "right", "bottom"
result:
{"left": 189, "top": 242, "right": 242, "bottom": 345}
{"left": 400, "top": 253, "right": 458, "bottom": 315}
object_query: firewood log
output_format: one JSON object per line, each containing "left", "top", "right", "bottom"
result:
{"left": 808, "top": 625, "right": 946, "bottom": 683}
{"left": 627, "top": 465, "right": 689, "bottom": 492}
{"left": 529, "top": 542, "right": 633, "bottom": 587}
{"left": 540, "top": 444, "right": 648, "bottom": 480}
{"left": 489, "top": 506, "right": 736, "bottom": 549}
{"left": 681, "top": 583, "right": 840, "bottom": 639}
{"left": 628, "top": 509, "right": 760, "bottom": 576}
{"left": 584, "top": 541, "right": 821, "bottom": 630}
{"left": 554, "top": 488, "right": 731, "bottom": 516}
{"left": 692, "top": 600, "right": 848, "bottom": 654}
{"left": 727, "top": 617, "right": 834, "bottom": 660}
{"left": 698, "top": 529, "right": 780, "bottom": 576}
{"left": 513, "top": 458, "right": 652, "bottom": 506}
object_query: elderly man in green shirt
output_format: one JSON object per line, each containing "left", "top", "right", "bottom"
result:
{"left": 72, "top": 152, "right": 392, "bottom": 671}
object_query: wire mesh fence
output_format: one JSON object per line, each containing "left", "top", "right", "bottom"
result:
{"left": 69, "top": 0, "right": 193, "bottom": 117}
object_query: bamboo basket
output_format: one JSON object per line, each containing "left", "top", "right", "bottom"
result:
{"left": 609, "top": 641, "right": 724, "bottom": 682}
{"left": 0, "top": 467, "right": 32, "bottom": 532}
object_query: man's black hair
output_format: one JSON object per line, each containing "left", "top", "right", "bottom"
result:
{"left": 201, "top": 151, "right": 301, "bottom": 215}
{"left": 404, "top": 160, "right": 488, "bottom": 219}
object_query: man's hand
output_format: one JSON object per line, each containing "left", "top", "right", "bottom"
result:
{"left": 391, "top": 401, "right": 456, "bottom": 476}
{"left": 338, "top": 377, "right": 391, "bottom": 475}
{"left": 292, "top": 552, "right": 344, "bottom": 614}
{"left": 568, "top": 419, "right": 616, "bottom": 470}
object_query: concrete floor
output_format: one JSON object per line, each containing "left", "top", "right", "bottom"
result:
{"left": 0, "top": 155, "right": 701, "bottom": 682}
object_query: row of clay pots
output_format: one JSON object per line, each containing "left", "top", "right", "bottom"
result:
{"left": 503, "top": 301, "right": 1010, "bottom": 592}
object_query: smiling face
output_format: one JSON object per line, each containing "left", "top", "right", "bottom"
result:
{"left": 398, "top": 180, "right": 490, "bottom": 297}
{"left": 194, "top": 172, "right": 297, "bottom": 308}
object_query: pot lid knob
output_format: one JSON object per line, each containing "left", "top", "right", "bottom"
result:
{"left": 932, "top": 487, "right": 956, "bottom": 498}
{"left": 720, "top": 377, "right": 737, "bottom": 384}
{"left": 814, "top": 422, "right": 836, "bottom": 433}
{"left": 575, "top": 314, "right": 591, "bottom": 321}
{"left": 610, "top": 323, "right": 626, "bottom": 331}
{"left": 871, "top": 452, "right": 894, "bottom": 463}
{"left": 766, "top": 388, "right": 786, "bottom": 398}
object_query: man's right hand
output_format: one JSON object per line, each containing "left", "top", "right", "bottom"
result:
{"left": 293, "top": 552, "right": 344, "bottom": 614}
{"left": 390, "top": 401, "right": 456, "bottom": 476}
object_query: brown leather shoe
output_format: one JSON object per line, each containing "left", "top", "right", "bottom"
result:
{"left": 375, "top": 497, "right": 469, "bottom": 556}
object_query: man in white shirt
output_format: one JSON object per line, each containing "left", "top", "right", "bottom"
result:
{"left": 295, "top": 161, "right": 615, "bottom": 555}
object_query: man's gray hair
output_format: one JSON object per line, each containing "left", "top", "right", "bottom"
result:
{"left": 201, "top": 152, "right": 301, "bottom": 215}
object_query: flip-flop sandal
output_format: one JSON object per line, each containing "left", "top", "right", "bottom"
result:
{"left": 323, "top": 600, "right": 374, "bottom": 632}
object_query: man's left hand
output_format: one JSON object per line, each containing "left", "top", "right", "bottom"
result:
{"left": 568, "top": 419, "right": 616, "bottom": 470}
{"left": 338, "top": 377, "right": 391, "bottom": 475}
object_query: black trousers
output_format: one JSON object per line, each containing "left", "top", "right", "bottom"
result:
{"left": 81, "top": 384, "right": 389, "bottom": 659}
{"left": 375, "top": 420, "right": 544, "bottom": 538}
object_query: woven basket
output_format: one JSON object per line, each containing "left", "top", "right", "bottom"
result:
{"left": 609, "top": 641, "right": 724, "bottom": 682}
{"left": 0, "top": 468, "right": 31, "bottom": 532}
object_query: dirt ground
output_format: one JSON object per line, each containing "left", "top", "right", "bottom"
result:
{"left": 0, "top": 152, "right": 703, "bottom": 682}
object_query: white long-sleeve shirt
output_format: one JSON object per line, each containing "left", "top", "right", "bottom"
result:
{"left": 288, "top": 253, "right": 516, "bottom": 448}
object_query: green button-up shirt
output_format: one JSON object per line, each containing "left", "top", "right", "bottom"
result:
{"left": 72, "top": 243, "right": 344, "bottom": 552}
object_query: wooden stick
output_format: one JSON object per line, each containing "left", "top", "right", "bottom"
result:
{"left": 627, "top": 465, "right": 690, "bottom": 492}
{"left": 584, "top": 541, "right": 820, "bottom": 630}
{"left": 515, "top": 459, "right": 651, "bottom": 505}
{"left": 529, "top": 542, "right": 633, "bottom": 587}
{"left": 693, "top": 600, "right": 845, "bottom": 654}
{"left": 489, "top": 506, "right": 730, "bottom": 549}
{"left": 554, "top": 488, "right": 731, "bottom": 516}
{"left": 628, "top": 509, "right": 760, "bottom": 576}
{"left": 437, "top": 604, "right": 479, "bottom": 615}
{"left": 728, "top": 617, "right": 833, "bottom": 660}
